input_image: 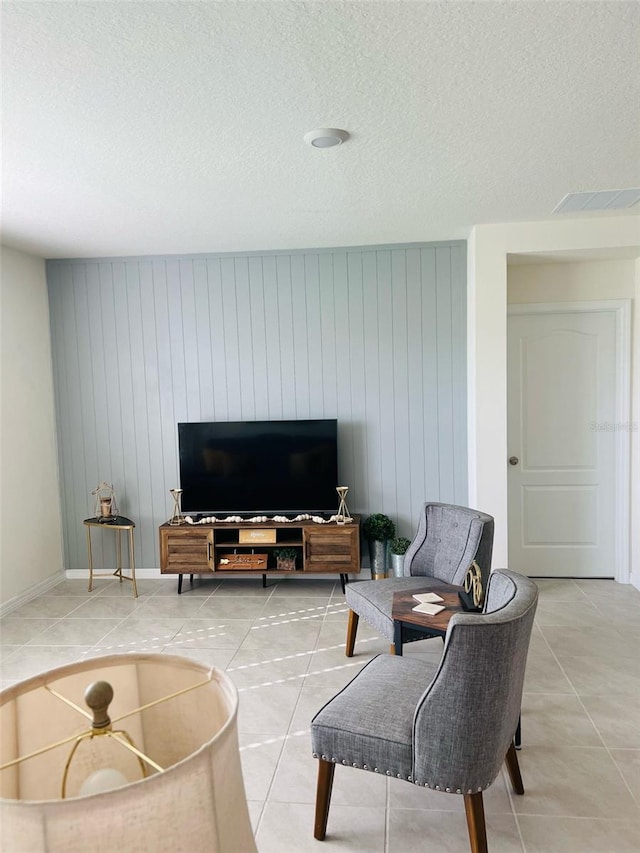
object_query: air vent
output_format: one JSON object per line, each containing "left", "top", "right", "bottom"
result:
{"left": 553, "top": 189, "right": 640, "bottom": 214}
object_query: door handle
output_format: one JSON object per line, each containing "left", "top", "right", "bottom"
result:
{"left": 509, "top": 456, "right": 519, "bottom": 466}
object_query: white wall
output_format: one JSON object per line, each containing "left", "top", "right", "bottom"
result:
{"left": 0, "top": 246, "right": 64, "bottom": 608}
{"left": 467, "top": 215, "right": 640, "bottom": 584}
{"left": 508, "top": 259, "right": 636, "bottom": 303}
{"left": 633, "top": 259, "right": 640, "bottom": 590}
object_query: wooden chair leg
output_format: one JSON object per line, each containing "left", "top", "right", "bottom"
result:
{"left": 314, "top": 759, "right": 336, "bottom": 840}
{"left": 463, "top": 791, "right": 488, "bottom": 853}
{"left": 389, "top": 644, "right": 396, "bottom": 655}
{"left": 345, "top": 610, "right": 359, "bottom": 657}
{"left": 505, "top": 741, "right": 525, "bottom": 795}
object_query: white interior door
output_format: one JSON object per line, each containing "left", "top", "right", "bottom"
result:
{"left": 507, "top": 306, "right": 620, "bottom": 578}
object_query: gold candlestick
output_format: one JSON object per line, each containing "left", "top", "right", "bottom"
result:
{"left": 335, "top": 486, "right": 352, "bottom": 525}
{"left": 169, "top": 489, "right": 185, "bottom": 525}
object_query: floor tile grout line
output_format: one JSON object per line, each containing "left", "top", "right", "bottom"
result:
{"left": 248, "top": 585, "right": 326, "bottom": 834}
{"left": 535, "top": 605, "right": 640, "bottom": 808}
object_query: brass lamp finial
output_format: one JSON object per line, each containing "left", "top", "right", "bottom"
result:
{"left": 85, "top": 681, "right": 114, "bottom": 733}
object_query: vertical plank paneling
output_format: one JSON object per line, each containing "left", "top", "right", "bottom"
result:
{"left": 48, "top": 263, "right": 73, "bottom": 567}
{"left": 304, "top": 254, "right": 324, "bottom": 417}
{"left": 318, "top": 253, "right": 337, "bottom": 417}
{"left": 139, "top": 262, "right": 166, "bottom": 537}
{"left": 165, "top": 260, "right": 188, "bottom": 423}
{"left": 346, "top": 252, "right": 366, "bottom": 511}
{"left": 435, "top": 248, "right": 455, "bottom": 502}
{"left": 333, "top": 252, "right": 354, "bottom": 494}
{"left": 234, "top": 257, "right": 256, "bottom": 422}
{"left": 275, "top": 256, "right": 296, "bottom": 419}
{"left": 179, "top": 260, "right": 200, "bottom": 424}
{"left": 207, "top": 258, "right": 228, "bottom": 420}
{"left": 391, "top": 249, "right": 410, "bottom": 527}
{"left": 220, "top": 258, "right": 242, "bottom": 420}
{"left": 248, "top": 257, "right": 269, "bottom": 418}
{"left": 153, "top": 260, "right": 179, "bottom": 496}
{"left": 47, "top": 242, "right": 466, "bottom": 569}
{"left": 450, "top": 245, "right": 468, "bottom": 506}
{"left": 361, "top": 251, "right": 381, "bottom": 511}
{"left": 290, "top": 254, "right": 310, "bottom": 419}
{"left": 62, "top": 263, "right": 89, "bottom": 568}
{"left": 261, "top": 256, "right": 283, "bottom": 419}
{"left": 376, "top": 250, "right": 395, "bottom": 518}
{"left": 405, "top": 248, "right": 426, "bottom": 538}
{"left": 126, "top": 261, "right": 154, "bottom": 566}
{"left": 420, "top": 248, "right": 440, "bottom": 528}
{"left": 193, "top": 259, "right": 213, "bottom": 419}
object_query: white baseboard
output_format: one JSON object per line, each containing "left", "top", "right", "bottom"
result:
{"left": 0, "top": 571, "right": 66, "bottom": 617}
{"left": 65, "top": 569, "right": 369, "bottom": 582}
{"left": 65, "top": 568, "right": 164, "bottom": 580}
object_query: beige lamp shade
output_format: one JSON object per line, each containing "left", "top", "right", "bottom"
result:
{"left": 0, "top": 653, "right": 257, "bottom": 853}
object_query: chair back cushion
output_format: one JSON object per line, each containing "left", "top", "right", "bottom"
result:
{"left": 412, "top": 570, "right": 537, "bottom": 793}
{"left": 404, "top": 503, "right": 494, "bottom": 587}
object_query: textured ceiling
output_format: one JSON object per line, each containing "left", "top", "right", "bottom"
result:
{"left": 2, "top": 0, "right": 639, "bottom": 259}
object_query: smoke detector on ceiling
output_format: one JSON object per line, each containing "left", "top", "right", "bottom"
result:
{"left": 304, "top": 128, "right": 349, "bottom": 148}
{"left": 553, "top": 188, "right": 640, "bottom": 214}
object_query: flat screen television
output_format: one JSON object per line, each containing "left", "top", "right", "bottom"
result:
{"left": 178, "top": 419, "right": 339, "bottom": 515}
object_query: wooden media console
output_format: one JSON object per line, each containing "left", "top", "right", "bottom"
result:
{"left": 159, "top": 515, "right": 361, "bottom": 593}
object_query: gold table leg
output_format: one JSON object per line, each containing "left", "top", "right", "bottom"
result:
{"left": 129, "top": 528, "right": 138, "bottom": 598}
{"left": 86, "top": 526, "right": 94, "bottom": 592}
{"left": 115, "top": 529, "right": 123, "bottom": 583}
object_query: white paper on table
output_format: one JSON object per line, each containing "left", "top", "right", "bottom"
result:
{"left": 412, "top": 593, "right": 444, "bottom": 604}
{"left": 412, "top": 602, "right": 445, "bottom": 616}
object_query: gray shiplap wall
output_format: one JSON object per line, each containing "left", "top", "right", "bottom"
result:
{"left": 47, "top": 243, "right": 467, "bottom": 570}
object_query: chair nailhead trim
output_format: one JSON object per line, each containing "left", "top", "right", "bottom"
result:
{"left": 321, "top": 754, "right": 327, "bottom": 760}
{"left": 435, "top": 785, "right": 440, "bottom": 790}
{"left": 342, "top": 759, "right": 347, "bottom": 765}
{"left": 363, "top": 764, "right": 369, "bottom": 770}
{"left": 352, "top": 763, "right": 358, "bottom": 767}
{"left": 445, "top": 787, "right": 451, "bottom": 793}
{"left": 456, "top": 789, "right": 462, "bottom": 794}
{"left": 312, "top": 752, "right": 318, "bottom": 758}
{"left": 386, "top": 771, "right": 392, "bottom": 776}
{"left": 374, "top": 767, "right": 379, "bottom": 773}
{"left": 407, "top": 776, "right": 413, "bottom": 782}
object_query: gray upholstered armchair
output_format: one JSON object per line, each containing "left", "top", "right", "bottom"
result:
{"left": 312, "top": 569, "right": 538, "bottom": 853}
{"left": 345, "top": 502, "right": 494, "bottom": 655}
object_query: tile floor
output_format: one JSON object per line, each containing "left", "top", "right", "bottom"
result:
{"left": 1, "top": 575, "right": 639, "bottom": 852}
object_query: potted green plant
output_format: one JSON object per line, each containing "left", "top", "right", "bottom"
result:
{"left": 273, "top": 547, "right": 297, "bottom": 571}
{"left": 389, "top": 536, "right": 411, "bottom": 578}
{"left": 362, "top": 513, "right": 395, "bottom": 579}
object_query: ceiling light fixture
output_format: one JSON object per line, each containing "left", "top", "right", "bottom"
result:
{"left": 304, "top": 128, "right": 349, "bottom": 148}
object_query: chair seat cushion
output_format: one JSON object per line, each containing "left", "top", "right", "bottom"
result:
{"left": 345, "top": 577, "right": 448, "bottom": 641}
{"left": 311, "top": 654, "right": 438, "bottom": 781}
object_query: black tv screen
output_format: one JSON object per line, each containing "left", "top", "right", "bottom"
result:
{"left": 178, "top": 419, "right": 339, "bottom": 515}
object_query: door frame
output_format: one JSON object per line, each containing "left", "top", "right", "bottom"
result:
{"left": 507, "top": 299, "right": 631, "bottom": 583}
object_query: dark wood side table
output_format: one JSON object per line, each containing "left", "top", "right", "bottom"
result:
{"left": 391, "top": 580, "right": 463, "bottom": 655}
{"left": 83, "top": 516, "right": 137, "bottom": 598}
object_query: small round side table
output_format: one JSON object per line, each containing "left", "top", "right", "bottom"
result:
{"left": 83, "top": 515, "right": 137, "bottom": 598}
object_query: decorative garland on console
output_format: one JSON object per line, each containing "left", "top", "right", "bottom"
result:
{"left": 184, "top": 513, "right": 342, "bottom": 525}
